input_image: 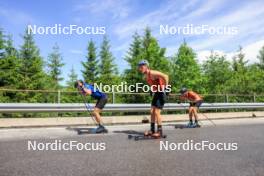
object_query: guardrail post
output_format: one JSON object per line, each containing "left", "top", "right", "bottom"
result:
{"left": 58, "top": 90, "right": 61, "bottom": 104}
{"left": 253, "top": 93, "right": 256, "bottom": 102}
{"left": 112, "top": 91, "right": 115, "bottom": 104}
{"left": 225, "top": 94, "right": 229, "bottom": 103}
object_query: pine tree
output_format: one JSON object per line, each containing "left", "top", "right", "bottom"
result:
{"left": 141, "top": 28, "right": 169, "bottom": 73}
{"left": 82, "top": 40, "right": 98, "bottom": 83}
{"left": 67, "top": 66, "right": 78, "bottom": 88}
{"left": 61, "top": 65, "right": 80, "bottom": 104}
{"left": 0, "top": 32, "right": 21, "bottom": 103}
{"left": 123, "top": 32, "right": 147, "bottom": 103}
{"left": 18, "top": 29, "right": 46, "bottom": 103}
{"left": 124, "top": 32, "right": 142, "bottom": 85}
{"left": 47, "top": 43, "right": 64, "bottom": 89}
{"left": 1, "top": 35, "right": 20, "bottom": 87}
{"left": 5, "top": 35, "right": 18, "bottom": 57}
{"left": 0, "top": 28, "right": 7, "bottom": 87}
{"left": 171, "top": 41, "right": 202, "bottom": 92}
{"left": 98, "top": 36, "right": 118, "bottom": 85}
{"left": 0, "top": 29, "right": 8, "bottom": 103}
{"left": 0, "top": 28, "right": 5, "bottom": 59}
{"left": 257, "top": 45, "right": 264, "bottom": 69}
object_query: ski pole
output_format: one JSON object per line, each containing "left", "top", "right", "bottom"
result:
{"left": 177, "top": 101, "right": 213, "bottom": 126}
{"left": 78, "top": 87, "right": 97, "bottom": 125}
{"left": 199, "top": 112, "right": 216, "bottom": 126}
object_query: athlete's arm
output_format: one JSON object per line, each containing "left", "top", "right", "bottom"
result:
{"left": 81, "top": 87, "right": 92, "bottom": 96}
{"left": 179, "top": 91, "right": 189, "bottom": 101}
{"left": 179, "top": 95, "right": 185, "bottom": 101}
{"left": 150, "top": 70, "right": 169, "bottom": 85}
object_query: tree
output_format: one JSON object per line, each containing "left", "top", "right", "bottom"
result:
{"left": 0, "top": 28, "right": 5, "bottom": 59}
{"left": 62, "top": 65, "right": 81, "bottom": 104}
{"left": 202, "top": 52, "right": 232, "bottom": 94}
{"left": 232, "top": 46, "right": 248, "bottom": 72}
{"left": 0, "top": 33, "right": 20, "bottom": 103}
{"left": 124, "top": 32, "right": 143, "bottom": 86}
{"left": 82, "top": 40, "right": 98, "bottom": 83}
{"left": 98, "top": 36, "right": 118, "bottom": 85}
{"left": 141, "top": 28, "right": 169, "bottom": 73}
{"left": 227, "top": 46, "right": 251, "bottom": 96}
{"left": 171, "top": 41, "right": 202, "bottom": 92}
{"left": 17, "top": 29, "right": 46, "bottom": 103}
{"left": 257, "top": 45, "right": 264, "bottom": 69}
{"left": 47, "top": 43, "right": 64, "bottom": 89}
{"left": 66, "top": 66, "right": 78, "bottom": 88}
{"left": 1, "top": 35, "right": 20, "bottom": 86}
{"left": 5, "top": 35, "right": 18, "bottom": 57}
{"left": 0, "top": 28, "right": 7, "bottom": 87}
{"left": 247, "top": 64, "right": 264, "bottom": 94}
{"left": 123, "top": 32, "right": 147, "bottom": 103}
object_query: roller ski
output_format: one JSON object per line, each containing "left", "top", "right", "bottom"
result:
{"left": 175, "top": 122, "right": 201, "bottom": 129}
{"left": 77, "top": 125, "right": 108, "bottom": 135}
{"left": 128, "top": 131, "right": 167, "bottom": 141}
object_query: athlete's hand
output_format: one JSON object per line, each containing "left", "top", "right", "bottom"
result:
{"left": 77, "top": 86, "right": 85, "bottom": 95}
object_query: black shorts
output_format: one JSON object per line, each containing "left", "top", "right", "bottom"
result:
{"left": 95, "top": 96, "right": 108, "bottom": 110}
{"left": 190, "top": 100, "right": 203, "bottom": 108}
{"left": 151, "top": 92, "right": 166, "bottom": 109}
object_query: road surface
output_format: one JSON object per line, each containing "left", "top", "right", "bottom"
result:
{"left": 0, "top": 118, "right": 264, "bottom": 176}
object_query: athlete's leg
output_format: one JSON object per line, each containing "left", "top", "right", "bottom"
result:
{"left": 149, "top": 92, "right": 157, "bottom": 134}
{"left": 93, "top": 97, "right": 107, "bottom": 125}
{"left": 151, "top": 92, "right": 165, "bottom": 137}
{"left": 150, "top": 107, "right": 156, "bottom": 133}
{"left": 155, "top": 108, "right": 162, "bottom": 126}
{"left": 93, "top": 108, "right": 103, "bottom": 125}
{"left": 93, "top": 107, "right": 107, "bottom": 133}
{"left": 189, "top": 107, "right": 193, "bottom": 122}
{"left": 154, "top": 107, "right": 163, "bottom": 136}
{"left": 193, "top": 101, "right": 202, "bottom": 124}
{"left": 193, "top": 107, "right": 199, "bottom": 123}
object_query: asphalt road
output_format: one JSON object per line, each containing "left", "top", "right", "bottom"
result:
{"left": 0, "top": 118, "right": 264, "bottom": 176}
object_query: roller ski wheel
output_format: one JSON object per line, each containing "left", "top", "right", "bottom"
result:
{"left": 144, "top": 130, "right": 153, "bottom": 136}
{"left": 132, "top": 134, "right": 167, "bottom": 141}
{"left": 76, "top": 127, "right": 108, "bottom": 135}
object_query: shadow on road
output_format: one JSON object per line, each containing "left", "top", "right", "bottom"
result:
{"left": 113, "top": 130, "right": 144, "bottom": 135}
{"left": 65, "top": 126, "right": 94, "bottom": 132}
{"left": 163, "top": 123, "right": 186, "bottom": 127}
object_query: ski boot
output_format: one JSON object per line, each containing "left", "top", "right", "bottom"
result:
{"left": 193, "top": 122, "right": 201, "bottom": 128}
{"left": 95, "top": 125, "right": 108, "bottom": 133}
{"left": 186, "top": 121, "right": 194, "bottom": 128}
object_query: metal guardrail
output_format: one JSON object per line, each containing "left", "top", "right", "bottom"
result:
{"left": 0, "top": 103, "right": 264, "bottom": 113}
{"left": 1, "top": 89, "right": 264, "bottom": 104}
